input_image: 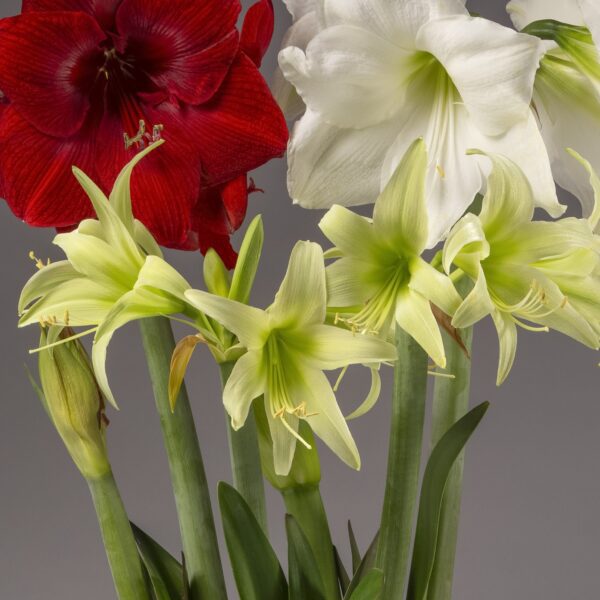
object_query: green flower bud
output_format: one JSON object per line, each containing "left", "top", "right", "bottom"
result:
{"left": 37, "top": 327, "right": 110, "bottom": 479}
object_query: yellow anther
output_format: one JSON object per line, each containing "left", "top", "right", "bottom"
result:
{"left": 436, "top": 164, "right": 446, "bottom": 179}
{"left": 28, "top": 251, "right": 47, "bottom": 270}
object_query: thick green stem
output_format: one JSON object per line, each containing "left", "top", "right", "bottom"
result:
{"left": 427, "top": 325, "right": 473, "bottom": 600}
{"left": 139, "top": 317, "right": 226, "bottom": 600}
{"left": 87, "top": 471, "right": 150, "bottom": 600}
{"left": 219, "top": 361, "right": 268, "bottom": 534}
{"left": 376, "top": 328, "right": 429, "bottom": 598}
{"left": 283, "top": 485, "right": 339, "bottom": 600}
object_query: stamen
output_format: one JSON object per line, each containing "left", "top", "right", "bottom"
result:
{"left": 124, "top": 119, "right": 165, "bottom": 150}
{"left": 333, "top": 365, "right": 349, "bottom": 392}
{"left": 28, "top": 251, "right": 49, "bottom": 270}
{"left": 278, "top": 412, "right": 312, "bottom": 449}
{"left": 29, "top": 326, "right": 98, "bottom": 354}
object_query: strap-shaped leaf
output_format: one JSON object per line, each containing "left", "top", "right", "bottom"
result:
{"left": 286, "top": 514, "right": 328, "bottom": 600}
{"left": 218, "top": 482, "right": 287, "bottom": 600}
{"left": 334, "top": 547, "right": 350, "bottom": 596}
{"left": 344, "top": 531, "right": 379, "bottom": 599}
{"left": 407, "top": 402, "right": 489, "bottom": 600}
{"left": 130, "top": 522, "right": 185, "bottom": 600}
{"left": 348, "top": 521, "right": 361, "bottom": 574}
{"left": 348, "top": 569, "right": 384, "bottom": 600}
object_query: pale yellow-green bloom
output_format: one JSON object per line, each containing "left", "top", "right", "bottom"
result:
{"left": 318, "top": 139, "right": 462, "bottom": 368}
{"left": 19, "top": 141, "right": 192, "bottom": 407}
{"left": 443, "top": 150, "right": 600, "bottom": 384}
{"left": 185, "top": 241, "right": 397, "bottom": 476}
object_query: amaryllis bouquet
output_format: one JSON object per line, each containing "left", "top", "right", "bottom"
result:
{"left": 4, "top": 0, "right": 599, "bottom": 599}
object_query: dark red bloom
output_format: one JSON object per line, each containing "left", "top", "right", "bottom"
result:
{"left": 0, "top": 0, "right": 287, "bottom": 267}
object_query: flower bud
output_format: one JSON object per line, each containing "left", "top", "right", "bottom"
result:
{"left": 38, "top": 327, "right": 110, "bottom": 479}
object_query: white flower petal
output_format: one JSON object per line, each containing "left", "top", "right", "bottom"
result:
{"left": 223, "top": 350, "right": 266, "bottom": 430}
{"left": 579, "top": 0, "right": 600, "bottom": 50}
{"left": 283, "top": 0, "right": 319, "bottom": 21}
{"left": 322, "top": 0, "right": 467, "bottom": 42}
{"left": 302, "top": 369, "right": 360, "bottom": 470}
{"left": 287, "top": 109, "right": 398, "bottom": 208}
{"left": 452, "top": 267, "right": 494, "bottom": 329}
{"left": 507, "top": 0, "right": 584, "bottom": 31}
{"left": 417, "top": 15, "right": 544, "bottom": 136}
{"left": 18, "top": 261, "right": 79, "bottom": 315}
{"left": 279, "top": 25, "right": 410, "bottom": 128}
{"left": 409, "top": 258, "right": 462, "bottom": 317}
{"left": 491, "top": 309, "right": 518, "bottom": 386}
{"left": 265, "top": 407, "right": 298, "bottom": 476}
{"left": 324, "top": 257, "right": 380, "bottom": 307}
{"left": 443, "top": 213, "right": 490, "bottom": 276}
{"left": 268, "top": 241, "right": 326, "bottom": 328}
{"left": 319, "top": 205, "right": 378, "bottom": 258}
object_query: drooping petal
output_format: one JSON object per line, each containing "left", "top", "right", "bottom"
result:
{"left": 491, "top": 309, "right": 518, "bottom": 386}
{"left": 22, "top": 0, "right": 122, "bottom": 30}
{"left": 288, "top": 323, "right": 397, "bottom": 370}
{"left": 279, "top": 25, "right": 412, "bottom": 129}
{"left": 223, "top": 350, "right": 266, "bottom": 429}
{"left": 506, "top": 0, "right": 584, "bottom": 31}
{"left": 579, "top": 0, "right": 600, "bottom": 49}
{"left": 322, "top": 0, "right": 467, "bottom": 42}
{"left": 134, "top": 255, "right": 191, "bottom": 302}
{"left": 442, "top": 213, "right": 490, "bottom": 276}
{"left": 240, "top": 0, "right": 274, "bottom": 67}
{"left": 373, "top": 138, "right": 429, "bottom": 254}
{"left": 302, "top": 368, "right": 360, "bottom": 470}
{"left": 288, "top": 109, "right": 398, "bottom": 209}
{"left": 18, "top": 278, "right": 117, "bottom": 327}
{"left": 318, "top": 205, "right": 378, "bottom": 258}
{"left": 0, "top": 12, "right": 106, "bottom": 137}
{"left": 265, "top": 405, "right": 298, "bottom": 476}
{"left": 19, "top": 261, "right": 80, "bottom": 315}
{"left": 451, "top": 267, "right": 494, "bottom": 329}
{"left": 268, "top": 241, "right": 326, "bottom": 328}
{"left": 184, "top": 289, "right": 270, "bottom": 349}
{"left": 394, "top": 288, "right": 446, "bottom": 367}
{"left": 115, "top": 0, "right": 240, "bottom": 105}
{"left": 180, "top": 53, "right": 288, "bottom": 186}
{"left": 567, "top": 148, "right": 600, "bottom": 231}
{"left": 272, "top": 11, "right": 320, "bottom": 119}
{"left": 408, "top": 258, "right": 462, "bottom": 317}
{"left": 417, "top": 15, "right": 544, "bottom": 136}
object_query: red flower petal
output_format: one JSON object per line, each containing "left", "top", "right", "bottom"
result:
{"left": 21, "top": 0, "right": 122, "bottom": 31}
{"left": 181, "top": 53, "right": 288, "bottom": 186}
{"left": 115, "top": 0, "right": 241, "bottom": 105}
{"left": 0, "top": 106, "right": 97, "bottom": 226}
{"left": 0, "top": 12, "right": 106, "bottom": 137}
{"left": 240, "top": 0, "right": 275, "bottom": 68}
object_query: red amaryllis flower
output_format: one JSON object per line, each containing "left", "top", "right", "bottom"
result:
{"left": 0, "top": 0, "right": 287, "bottom": 267}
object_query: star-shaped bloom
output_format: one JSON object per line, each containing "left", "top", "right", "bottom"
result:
{"left": 508, "top": 0, "right": 600, "bottom": 220}
{"left": 279, "top": 0, "right": 562, "bottom": 245}
{"left": 319, "top": 139, "right": 462, "bottom": 368}
{"left": 443, "top": 149, "right": 600, "bottom": 384}
{"left": 19, "top": 142, "right": 193, "bottom": 407}
{"left": 185, "top": 241, "right": 397, "bottom": 475}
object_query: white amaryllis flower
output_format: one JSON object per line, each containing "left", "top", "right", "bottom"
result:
{"left": 508, "top": 0, "right": 600, "bottom": 218}
{"left": 279, "top": 0, "right": 562, "bottom": 245}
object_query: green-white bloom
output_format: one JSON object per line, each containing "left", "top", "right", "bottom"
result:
{"left": 318, "top": 139, "right": 462, "bottom": 368}
{"left": 19, "top": 141, "right": 191, "bottom": 407}
{"left": 185, "top": 241, "right": 397, "bottom": 475}
{"left": 443, "top": 150, "right": 600, "bottom": 384}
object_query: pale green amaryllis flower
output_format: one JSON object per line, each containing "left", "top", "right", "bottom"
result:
{"left": 18, "top": 141, "right": 193, "bottom": 407}
{"left": 319, "top": 139, "right": 462, "bottom": 368}
{"left": 443, "top": 150, "right": 600, "bottom": 385}
{"left": 279, "top": 0, "right": 562, "bottom": 246}
{"left": 508, "top": 1, "right": 600, "bottom": 218}
{"left": 185, "top": 241, "right": 397, "bottom": 476}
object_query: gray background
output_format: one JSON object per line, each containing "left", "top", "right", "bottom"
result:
{"left": 1, "top": 1, "right": 598, "bottom": 598}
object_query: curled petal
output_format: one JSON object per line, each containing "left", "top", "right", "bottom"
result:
{"left": 240, "top": 0, "right": 274, "bottom": 67}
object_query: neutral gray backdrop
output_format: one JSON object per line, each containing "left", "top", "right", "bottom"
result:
{"left": 1, "top": 1, "right": 598, "bottom": 598}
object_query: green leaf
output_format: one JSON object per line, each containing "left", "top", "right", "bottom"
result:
{"left": 407, "top": 402, "right": 489, "bottom": 600}
{"left": 334, "top": 547, "right": 350, "bottom": 596}
{"left": 286, "top": 514, "right": 328, "bottom": 600}
{"left": 203, "top": 249, "right": 231, "bottom": 297}
{"left": 229, "top": 215, "right": 264, "bottom": 304}
{"left": 344, "top": 531, "right": 379, "bottom": 599}
{"left": 348, "top": 521, "right": 361, "bottom": 574}
{"left": 349, "top": 569, "right": 384, "bottom": 600}
{"left": 218, "top": 482, "right": 288, "bottom": 600}
{"left": 130, "top": 522, "right": 185, "bottom": 600}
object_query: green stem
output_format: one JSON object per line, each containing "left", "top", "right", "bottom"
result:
{"left": 427, "top": 324, "right": 473, "bottom": 600}
{"left": 139, "top": 317, "right": 226, "bottom": 600}
{"left": 219, "top": 361, "right": 268, "bottom": 534}
{"left": 87, "top": 471, "right": 150, "bottom": 600}
{"left": 376, "top": 328, "right": 429, "bottom": 598}
{"left": 283, "top": 485, "right": 339, "bottom": 600}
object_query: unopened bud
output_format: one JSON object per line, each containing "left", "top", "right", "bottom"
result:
{"left": 37, "top": 327, "right": 110, "bottom": 479}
